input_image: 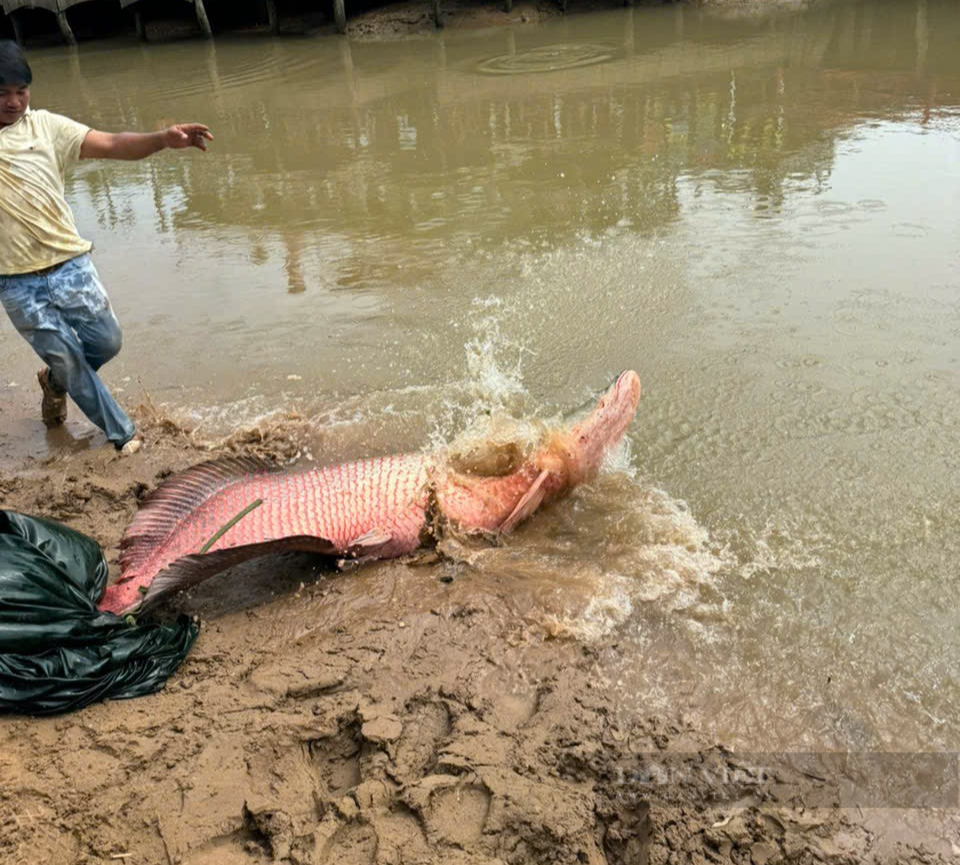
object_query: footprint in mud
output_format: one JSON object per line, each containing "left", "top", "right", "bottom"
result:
{"left": 393, "top": 698, "right": 453, "bottom": 779}
{"left": 320, "top": 823, "right": 379, "bottom": 863}
{"left": 303, "top": 716, "right": 364, "bottom": 799}
{"left": 409, "top": 778, "right": 493, "bottom": 847}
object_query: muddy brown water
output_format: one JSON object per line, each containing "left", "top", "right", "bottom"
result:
{"left": 1, "top": 0, "right": 959, "bottom": 782}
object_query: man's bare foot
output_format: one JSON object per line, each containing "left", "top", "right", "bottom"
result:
{"left": 37, "top": 368, "right": 67, "bottom": 427}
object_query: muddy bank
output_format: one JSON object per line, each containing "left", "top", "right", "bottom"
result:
{"left": 0, "top": 413, "right": 951, "bottom": 865}
{"left": 346, "top": 0, "right": 557, "bottom": 38}
{"left": 343, "top": 0, "right": 820, "bottom": 39}
{"left": 0, "top": 0, "right": 822, "bottom": 47}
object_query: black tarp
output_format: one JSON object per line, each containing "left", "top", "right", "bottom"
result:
{"left": 0, "top": 510, "right": 198, "bottom": 715}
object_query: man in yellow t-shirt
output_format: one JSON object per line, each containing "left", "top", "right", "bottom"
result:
{"left": 0, "top": 40, "right": 213, "bottom": 455}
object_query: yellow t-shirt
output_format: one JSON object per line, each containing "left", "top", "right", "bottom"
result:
{"left": 0, "top": 108, "right": 92, "bottom": 275}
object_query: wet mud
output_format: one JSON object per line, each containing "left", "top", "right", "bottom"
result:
{"left": 0, "top": 415, "right": 951, "bottom": 865}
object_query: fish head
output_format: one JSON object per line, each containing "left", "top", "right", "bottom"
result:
{"left": 434, "top": 371, "right": 641, "bottom": 535}
{"left": 536, "top": 370, "right": 641, "bottom": 484}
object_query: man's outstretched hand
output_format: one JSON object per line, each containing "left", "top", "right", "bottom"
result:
{"left": 81, "top": 124, "right": 215, "bottom": 160}
{"left": 165, "top": 123, "right": 214, "bottom": 151}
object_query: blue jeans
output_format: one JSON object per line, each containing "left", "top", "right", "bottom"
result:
{"left": 0, "top": 254, "right": 136, "bottom": 447}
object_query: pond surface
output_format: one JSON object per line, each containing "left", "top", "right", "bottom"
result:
{"left": 2, "top": 0, "right": 959, "bottom": 796}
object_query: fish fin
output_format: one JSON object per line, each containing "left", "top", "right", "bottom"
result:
{"left": 337, "top": 529, "right": 394, "bottom": 568}
{"left": 499, "top": 470, "right": 551, "bottom": 535}
{"left": 348, "top": 528, "right": 393, "bottom": 550}
{"left": 135, "top": 534, "right": 338, "bottom": 610}
{"left": 119, "top": 456, "right": 280, "bottom": 579}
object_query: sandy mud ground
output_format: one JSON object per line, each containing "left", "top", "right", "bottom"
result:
{"left": 0, "top": 409, "right": 952, "bottom": 865}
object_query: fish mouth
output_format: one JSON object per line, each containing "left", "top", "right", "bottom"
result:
{"left": 580, "top": 370, "right": 642, "bottom": 437}
{"left": 575, "top": 370, "right": 641, "bottom": 454}
{"left": 610, "top": 369, "right": 642, "bottom": 409}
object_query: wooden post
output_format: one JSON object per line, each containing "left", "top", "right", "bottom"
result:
{"left": 194, "top": 0, "right": 213, "bottom": 38}
{"left": 9, "top": 11, "right": 24, "bottom": 45}
{"left": 56, "top": 10, "right": 77, "bottom": 46}
{"left": 134, "top": 9, "right": 147, "bottom": 41}
{"left": 432, "top": 0, "right": 441, "bottom": 28}
{"left": 504, "top": 0, "right": 512, "bottom": 12}
{"left": 333, "top": 0, "right": 346, "bottom": 33}
{"left": 264, "top": 0, "right": 279, "bottom": 33}
{"left": 559, "top": 0, "right": 567, "bottom": 13}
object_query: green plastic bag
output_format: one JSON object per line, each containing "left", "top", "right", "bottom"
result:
{"left": 0, "top": 510, "right": 198, "bottom": 715}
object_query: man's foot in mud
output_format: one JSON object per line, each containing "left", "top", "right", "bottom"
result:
{"left": 37, "top": 368, "right": 68, "bottom": 427}
{"left": 118, "top": 432, "right": 143, "bottom": 456}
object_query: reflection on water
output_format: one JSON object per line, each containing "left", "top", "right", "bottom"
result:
{"left": 2, "top": 0, "right": 960, "bottom": 792}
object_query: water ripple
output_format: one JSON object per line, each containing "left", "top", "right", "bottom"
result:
{"left": 477, "top": 43, "right": 617, "bottom": 76}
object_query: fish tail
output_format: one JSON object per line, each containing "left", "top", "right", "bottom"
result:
{"left": 118, "top": 456, "right": 280, "bottom": 581}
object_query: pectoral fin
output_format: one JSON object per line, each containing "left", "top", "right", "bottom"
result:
{"left": 136, "top": 534, "right": 340, "bottom": 611}
{"left": 348, "top": 528, "right": 393, "bottom": 550}
{"left": 499, "top": 470, "right": 551, "bottom": 535}
{"left": 335, "top": 528, "right": 395, "bottom": 570}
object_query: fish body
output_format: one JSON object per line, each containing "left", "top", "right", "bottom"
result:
{"left": 98, "top": 371, "right": 641, "bottom": 614}
{"left": 100, "top": 454, "right": 432, "bottom": 613}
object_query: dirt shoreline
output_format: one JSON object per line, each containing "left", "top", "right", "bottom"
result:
{"left": 0, "top": 413, "right": 951, "bottom": 865}
{"left": 340, "top": 0, "right": 820, "bottom": 40}
{"left": 139, "top": 0, "right": 824, "bottom": 44}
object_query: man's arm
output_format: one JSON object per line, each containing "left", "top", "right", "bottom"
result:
{"left": 80, "top": 123, "right": 213, "bottom": 161}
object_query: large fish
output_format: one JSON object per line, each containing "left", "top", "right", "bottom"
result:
{"left": 99, "top": 371, "right": 641, "bottom": 614}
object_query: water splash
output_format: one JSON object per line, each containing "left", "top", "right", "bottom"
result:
{"left": 500, "top": 478, "right": 732, "bottom": 642}
{"left": 428, "top": 295, "right": 539, "bottom": 453}
{"left": 463, "top": 296, "right": 529, "bottom": 407}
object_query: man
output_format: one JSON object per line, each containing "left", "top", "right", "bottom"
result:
{"left": 0, "top": 40, "right": 212, "bottom": 455}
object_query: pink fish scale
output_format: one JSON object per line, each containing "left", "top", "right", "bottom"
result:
{"left": 124, "top": 454, "right": 430, "bottom": 594}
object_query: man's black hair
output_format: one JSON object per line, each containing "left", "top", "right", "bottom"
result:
{"left": 0, "top": 40, "right": 32, "bottom": 87}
